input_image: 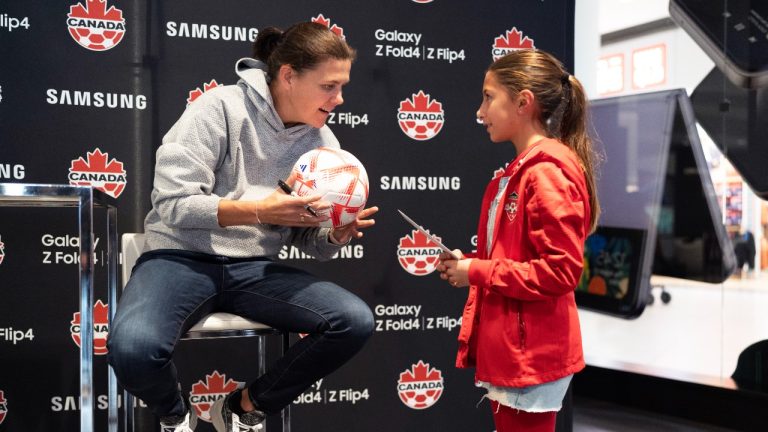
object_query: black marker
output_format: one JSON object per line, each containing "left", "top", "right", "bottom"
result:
{"left": 278, "top": 179, "right": 319, "bottom": 217}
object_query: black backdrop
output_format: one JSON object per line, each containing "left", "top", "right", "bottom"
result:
{"left": 0, "top": 1, "right": 574, "bottom": 430}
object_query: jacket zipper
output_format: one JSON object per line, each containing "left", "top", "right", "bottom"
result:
{"left": 517, "top": 303, "right": 526, "bottom": 352}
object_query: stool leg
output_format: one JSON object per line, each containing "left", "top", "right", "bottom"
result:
{"left": 281, "top": 332, "right": 290, "bottom": 432}
{"left": 258, "top": 335, "right": 266, "bottom": 376}
{"left": 108, "top": 366, "right": 118, "bottom": 432}
{"left": 124, "top": 389, "right": 134, "bottom": 432}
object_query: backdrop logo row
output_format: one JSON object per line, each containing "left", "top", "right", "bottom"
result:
{"left": 44, "top": 363, "right": 442, "bottom": 414}
{"left": 63, "top": 1, "right": 538, "bottom": 64}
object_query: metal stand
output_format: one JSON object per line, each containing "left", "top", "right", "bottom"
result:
{"left": 0, "top": 183, "right": 117, "bottom": 432}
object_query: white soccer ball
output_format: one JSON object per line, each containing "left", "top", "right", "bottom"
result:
{"left": 292, "top": 147, "right": 369, "bottom": 228}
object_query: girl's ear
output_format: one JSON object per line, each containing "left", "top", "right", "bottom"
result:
{"left": 517, "top": 89, "right": 536, "bottom": 113}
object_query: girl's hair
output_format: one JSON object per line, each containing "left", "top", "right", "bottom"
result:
{"left": 252, "top": 22, "right": 356, "bottom": 80}
{"left": 488, "top": 49, "right": 601, "bottom": 232}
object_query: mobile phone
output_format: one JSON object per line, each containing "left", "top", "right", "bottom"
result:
{"left": 670, "top": 0, "right": 768, "bottom": 89}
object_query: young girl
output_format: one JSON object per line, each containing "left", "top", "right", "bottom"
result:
{"left": 437, "top": 49, "right": 600, "bottom": 432}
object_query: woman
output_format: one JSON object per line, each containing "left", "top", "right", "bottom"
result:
{"left": 437, "top": 49, "right": 600, "bottom": 432}
{"left": 108, "top": 22, "right": 377, "bottom": 432}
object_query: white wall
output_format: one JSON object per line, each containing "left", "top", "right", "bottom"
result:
{"left": 575, "top": 0, "right": 601, "bottom": 99}
{"left": 598, "top": 0, "right": 670, "bottom": 34}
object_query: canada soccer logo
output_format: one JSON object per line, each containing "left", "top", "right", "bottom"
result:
{"left": 190, "top": 371, "right": 243, "bottom": 422}
{"left": 397, "top": 91, "right": 445, "bottom": 141}
{"left": 397, "top": 360, "right": 444, "bottom": 409}
{"left": 67, "top": 0, "right": 126, "bottom": 51}
{"left": 0, "top": 390, "right": 6, "bottom": 424}
{"left": 311, "top": 14, "right": 345, "bottom": 39}
{"left": 69, "top": 148, "right": 127, "bottom": 198}
{"left": 70, "top": 300, "right": 110, "bottom": 355}
{"left": 0, "top": 235, "right": 5, "bottom": 266}
{"left": 187, "top": 79, "right": 220, "bottom": 105}
{"left": 492, "top": 27, "right": 535, "bottom": 61}
{"left": 397, "top": 230, "right": 443, "bottom": 276}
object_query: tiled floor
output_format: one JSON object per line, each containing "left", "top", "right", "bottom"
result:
{"left": 572, "top": 396, "right": 737, "bottom": 432}
{"left": 572, "top": 272, "right": 768, "bottom": 431}
{"left": 579, "top": 272, "right": 768, "bottom": 386}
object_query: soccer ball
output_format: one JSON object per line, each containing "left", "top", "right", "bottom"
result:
{"left": 292, "top": 147, "right": 369, "bottom": 228}
{"left": 70, "top": 27, "right": 125, "bottom": 51}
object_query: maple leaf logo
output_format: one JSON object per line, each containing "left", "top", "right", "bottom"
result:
{"left": 492, "top": 27, "right": 535, "bottom": 61}
{"left": 400, "top": 230, "right": 443, "bottom": 250}
{"left": 190, "top": 371, "right": 242, "bottom": 422}
{"left": 69, "top": 0, "right": 123, "bottom": 21}
{"left": 494, "top": 27, "right": 535, "bottom": 49}
{"left": 0, "top": 235, "right": 5, "bottom": 266}
{"left": 187, "top": 79, "right": 220, "bottom": 105}
{"left": 71, "top": 300, "right": 110, "bottom": 355}
{"left": 311, "top": 14, "right": 345, "bottom": 39}
{"left": 399, "top": 91, "right": 443, "bottom": 113}
{"left": 397, "top": 360, "right": 444, "bottom": 409}
{"left": 398, "top": 230, "right": 443, "bottom": 276}
{"left": 400, "top": 360, "right": 442, "bottom": 383}
{"left": 68, "top": 148, "right": 127, "bottom": 198}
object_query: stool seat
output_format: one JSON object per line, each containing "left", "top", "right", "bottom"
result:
{"left": 184, "top": 313, "right": 281, "bottom": 339}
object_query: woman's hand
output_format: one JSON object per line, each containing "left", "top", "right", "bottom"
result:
{"left": 329, "top": 206, "right": 379, "bottom": 244}
{"left": 437, "top": 250, "right": 471, "bottom": 288}
{"left": 257, "top": 188, "right": 331, "bottom": 227}
{"left": 251, "top": 172, "right": 329, "bottom": 227}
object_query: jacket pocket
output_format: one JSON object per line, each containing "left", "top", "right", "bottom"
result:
{"left": 517, "top": 302, "right": 527, "bottom": 353}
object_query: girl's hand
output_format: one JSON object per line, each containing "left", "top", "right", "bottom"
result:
{"left": 437, "top": 250, "right": 470, "bottom": 288}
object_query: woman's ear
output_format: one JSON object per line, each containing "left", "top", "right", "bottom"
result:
{"left": 277, "top": 64, "right": 294, "bottom": 87}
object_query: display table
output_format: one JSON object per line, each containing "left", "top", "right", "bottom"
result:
{"left": 0, "top": 183, "right": 117, "bottom": 432}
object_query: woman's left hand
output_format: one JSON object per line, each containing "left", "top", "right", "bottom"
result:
{"left": 329, "top": 206, "right": 379, "bottom": 244}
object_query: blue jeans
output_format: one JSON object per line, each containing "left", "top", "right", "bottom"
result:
{"left": 107, "top": 249, "right": 374, "bottom": 417}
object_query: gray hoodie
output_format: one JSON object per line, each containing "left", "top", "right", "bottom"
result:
{"left": 142, "top": 58, "right": 343, "bottom": 259}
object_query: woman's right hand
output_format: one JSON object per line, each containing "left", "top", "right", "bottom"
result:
{"left": 217, "top": 172, "right": 331, "bottom": 227}
{"left": 257, "top": 173, "right": 332, "bottom": 226}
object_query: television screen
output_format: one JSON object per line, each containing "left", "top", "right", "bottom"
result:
{"left": 577, "top": 226, "right": 647, "bottom": 316}
{"left": 582, "top": 90, "right": 735, "bottom": 318}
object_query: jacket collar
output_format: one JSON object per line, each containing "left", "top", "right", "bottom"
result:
{"left": 485, "top": 140, "right": 546, "bottom": 252}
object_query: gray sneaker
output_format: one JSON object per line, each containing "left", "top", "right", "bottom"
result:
{"left": 210, "top": 385, "right": 265, "bottom": 432}
{"left": 160, "top": 406, "right": 198, "bottom": 432}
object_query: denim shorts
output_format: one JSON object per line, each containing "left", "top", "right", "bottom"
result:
{"left": 476, "top": 374, "right": 572, "bottom": 413}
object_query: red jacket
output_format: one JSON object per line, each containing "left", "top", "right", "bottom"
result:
{"left": 457, "top": 139, "right": 590, "bottom": 387}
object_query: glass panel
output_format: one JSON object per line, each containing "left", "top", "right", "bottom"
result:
{"left": 585, "top": 0, "right": 768, "bottom": 390}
